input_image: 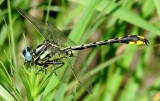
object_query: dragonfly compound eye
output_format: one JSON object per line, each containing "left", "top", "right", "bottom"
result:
{"left": 22, "top": 47, "right": 32, "bottom": 62}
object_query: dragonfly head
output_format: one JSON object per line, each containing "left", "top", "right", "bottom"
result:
{"left": 22, "top": 47, "right": 33, "bottom": 62}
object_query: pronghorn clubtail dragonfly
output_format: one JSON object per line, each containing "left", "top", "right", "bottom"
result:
{"left": 17, "top": 8, "right": 149, "bottom": 93}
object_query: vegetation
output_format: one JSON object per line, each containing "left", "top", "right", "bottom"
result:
{"left": 0, "top": 0, "right": 160, "bottom": 101}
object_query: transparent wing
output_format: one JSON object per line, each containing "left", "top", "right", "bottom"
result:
{"left": 17, "top": 8, "right": 75, "bottom": 48}
{"left": 53, "top": 57, "right": 72, "bottom": 83}
{"left": 68, "top": 56, "right": 93, "bottom": 93}
{"left": 53, "top": 50, "right": 93, "bottom": 93}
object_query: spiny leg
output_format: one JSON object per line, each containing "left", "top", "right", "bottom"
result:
{"left": 45, "top": 60, "right": 65, "bottom": 76}
{"left": 35, "top": 60, "right": 64, "bottom": 75}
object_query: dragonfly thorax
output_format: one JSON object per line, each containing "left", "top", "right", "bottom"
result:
{"left": 24, "top": 40, "right": 66, "bottom": 66}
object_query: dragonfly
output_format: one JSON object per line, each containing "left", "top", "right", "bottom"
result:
{"left": 17, "top": 8, "right": 149, "bottom": 93}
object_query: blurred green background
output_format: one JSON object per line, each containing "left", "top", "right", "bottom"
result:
{"left": 0, "top": 0, "right": 160, "bottom": 101}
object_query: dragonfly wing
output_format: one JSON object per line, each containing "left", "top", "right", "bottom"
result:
{"left": 66, "top": 56, "right": 93, "bottom": 93}
{"left": 17, "top": 8, "right": 75, "bottom": 48}
{"left": 53, "top": 58, "right": 72, "bottom": 83}
{"left": 49, "top": 46, "right": 92, "bottom": 93}
{"left": 46, "top": 21, "right": 76, "bottom": 47}
{"left": 49, "top": 47, "right": 71, "bottom": 83}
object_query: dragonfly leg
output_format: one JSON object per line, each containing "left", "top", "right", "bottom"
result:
{"left": 44, "top": 60, "right": 64, "bottom": 76}
{"left": 35, "top": 60, "right": 64, "bottom": 75}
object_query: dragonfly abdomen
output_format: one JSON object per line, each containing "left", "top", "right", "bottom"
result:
{"left": 63, "top": 35, "right": 149, "bottom": 53}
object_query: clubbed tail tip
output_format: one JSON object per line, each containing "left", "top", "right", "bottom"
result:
{"left": 144, "top": 38, "right": 149, "bottom": 46}
{"left": 135, "top": 35, "right": 149, "bottom": 46}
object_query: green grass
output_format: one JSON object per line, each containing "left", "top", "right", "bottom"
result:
{"left": 0, "top": 0, "right": 160, "bottom": 101}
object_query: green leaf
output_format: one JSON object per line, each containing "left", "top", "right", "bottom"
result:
{"left": 154, "top": 0, "right": 160, "bottom": 19}
{"left": 70, "top": 0, "right": 160, "bottom": 35}
{"left": 69, "top": 0, "right": 102, "bottom": 43}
